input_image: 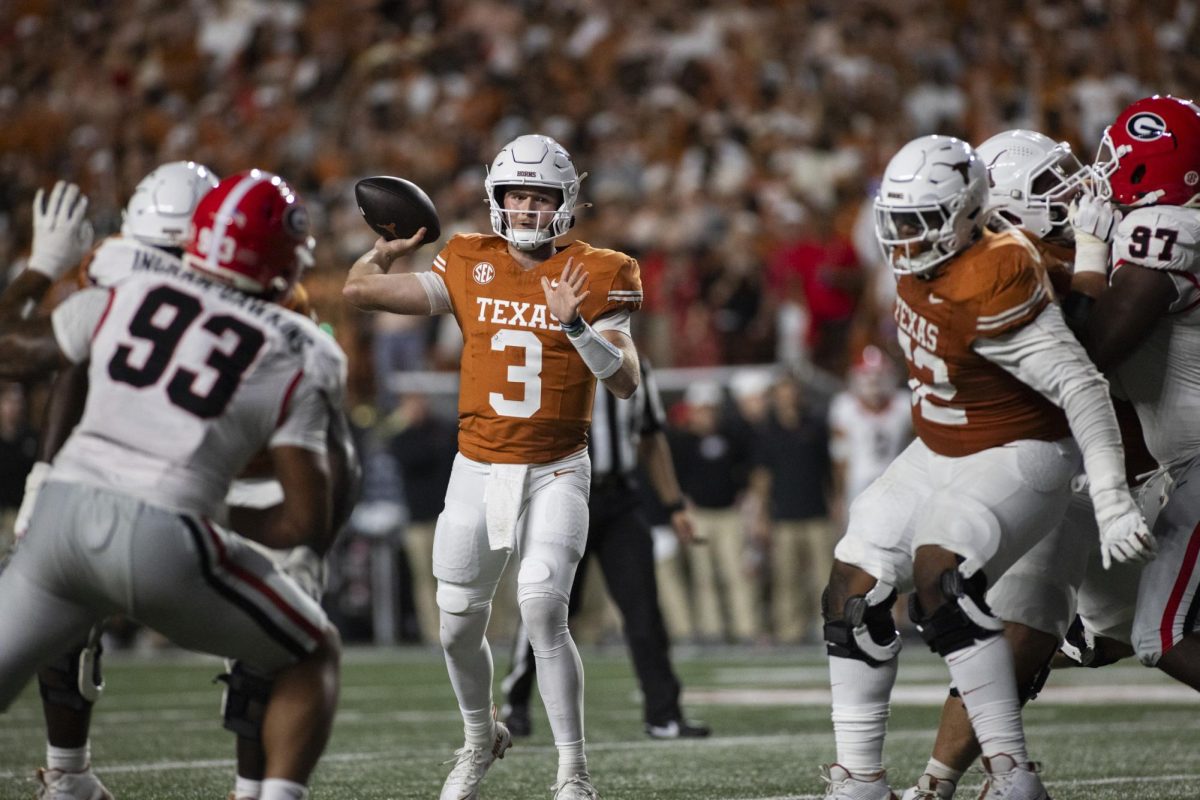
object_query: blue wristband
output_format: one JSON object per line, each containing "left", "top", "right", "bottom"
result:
{"left": 560, "top": 315, "right": 585, "bottom": 336}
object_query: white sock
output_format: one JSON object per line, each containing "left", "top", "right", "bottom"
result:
{"left": 945, "top": 635, "right": 1027, "bottom": 764}
{"left": 828, "top": 655, "right": 897, "bottom": 775}
{"left": 234, "top": 776, "right": 262, "bottom": 799}
{"left": 46, "top": 743, "right": 89, "bottom": 772}
{"left": 554, "top": 739, "right": 587, "bottom": 784}
{"left": 259, "top": 778, "right": 308, "bottom": 800}
{"left": 923, "top": 756, "right": 963, "bottom": 785}
{"left": 440, "top": 608, "right": 496, "bottom": 748}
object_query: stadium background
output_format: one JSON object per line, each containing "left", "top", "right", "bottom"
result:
{"left": 2, "top": 4, "right": 1200, "bottom": 797}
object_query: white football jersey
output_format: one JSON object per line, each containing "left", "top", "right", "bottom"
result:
{"left": 1110, "top": 205, "right": 1200, "bottom": 470}
{"left": 48, "top": 257, "right": 346, "bottom": 517}
{"left": 829, "top": 389, "right": 913, "bottom": 503}
{"left": 85, "top": 236, "right": 153, "bottom": 288}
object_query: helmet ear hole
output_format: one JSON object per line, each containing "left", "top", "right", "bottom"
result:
{"left": 1131, "top": 164, "right": 1147, "bottom": 185}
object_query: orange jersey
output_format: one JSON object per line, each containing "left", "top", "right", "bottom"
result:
{"left": 434, "top": 234, "right": 642, "bottom": 464}
{"left": 894, "top": 230, "right": 1069, "bottom": 457}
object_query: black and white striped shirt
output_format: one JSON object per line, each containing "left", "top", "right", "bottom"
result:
{"left": 588, "top": 359, "right": 667, "bottom": 480}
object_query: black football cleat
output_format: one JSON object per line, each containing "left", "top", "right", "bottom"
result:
{"left": 645, "top": 718, "right": 711, "bottom": 739}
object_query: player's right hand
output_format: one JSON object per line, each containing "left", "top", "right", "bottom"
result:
{"left": 368, "top": 228, "right": 427, "bottom": 268}
{"left": 29, "top": 181, "right": 93, "bottom": 280}
{"left": 14, "top": 461, "right": 51, "bottom": 541}
{"left": 1093, "top": 485, "right": 1156, "bottom": 569}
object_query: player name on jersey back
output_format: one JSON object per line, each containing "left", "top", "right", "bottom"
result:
{"left": 50, "top": 255, "right": 344, "bottom": 517}
{"left": 435, "top": 233, "right": 641, "bottom": 465}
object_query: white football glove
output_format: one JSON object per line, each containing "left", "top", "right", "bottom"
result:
{"left": 1092, "top": 482, "right": 1156, "bottom": 570}
{"left": 280, "top": 545, "right": 328, "bottom": 601}
{"left": 29, "top": 181, "right": 94, "bottom": 281}
{"left": 1069, "top": 195, "right": 1121, "bottom": 277}
{"left": 13, "top": 461, "right": 51, "bottom": 541}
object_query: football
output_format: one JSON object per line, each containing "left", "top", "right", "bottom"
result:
{"left": 354, "top": 176, "right": 441, "bottom": 245}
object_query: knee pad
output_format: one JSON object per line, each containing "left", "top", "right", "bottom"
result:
{"left": 216, "top": 661, "right": 273, "bottom": 741}
{"left": 910, "top": 568, "right": 1003, "bottom": 656}
{"left": 515, "top": 557, "right": 572, "bottom": 605}
{"left": 436, "top": 581, "right": 495, "bottom": 615}
{"left": 822, "top": 583, "right": 902, "bottom": 666}
{"left": 37, "top": 636, "right": 104, "bottom": 711}
{"left": 519, "top": 595, "right": 571, "bottom": 653}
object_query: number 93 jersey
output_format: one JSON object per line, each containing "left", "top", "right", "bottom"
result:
{"left": 432, "top": 233, "right": 641, "bottom": 464}
{"left": 1110, "top": 205, "right": 1200, "bottom": 469}
{"left": 47, "top": 256, "right": 346, "bottom": 517}
{"left": 894, "top": 230, "right": 1070, "bottom": 456}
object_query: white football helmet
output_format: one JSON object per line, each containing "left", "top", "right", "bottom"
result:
{"left": 122, "top": 161, "right": 219, "bottom": 248}
{"left": 874, "top": 135, "right": 988, "bottom": 277}
{"left": 976, "top": 129, "right": 1089, "bottom": 242}
{"left": 485, "top": 134, "right": 584, "bottom": 250}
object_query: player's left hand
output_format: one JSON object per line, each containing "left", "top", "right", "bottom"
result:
{"left": 1093, "top": 486, "right": 1156, "bottom": 569}
{"left": 541, "top": 257, "right": 590, "bottom": 327}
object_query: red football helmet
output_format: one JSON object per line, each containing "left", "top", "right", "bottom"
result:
{"left": 1094, "top": 95, "right": 1200, "bottom": 208}
{"left": 184, "top": 169, "right": 314, "bottom": 297}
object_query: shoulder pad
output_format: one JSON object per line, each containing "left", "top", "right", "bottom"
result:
{"left": 1113, "top": 206, "right": 1200, "bottom": 274}
{"left": 88, "top": 236, "right": 175, "bottom": 288}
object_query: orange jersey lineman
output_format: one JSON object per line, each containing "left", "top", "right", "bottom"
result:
{"left": 433, "top": 233, "right": 642, "bottom": 464}
{"left": 894, "top": 229, "right": 1070, "bottom": 456}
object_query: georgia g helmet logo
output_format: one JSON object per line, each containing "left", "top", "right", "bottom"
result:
{"left": 1127, "top": 112, "right": 1168, "bottom": 141}
{"left": 472, "top": 261, "right": 495, "bottom": 285}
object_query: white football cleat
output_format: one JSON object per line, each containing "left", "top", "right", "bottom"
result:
{"left": 900, "top": 773, "right": 956, "bottom": 799}
{"left": 439, "top": 721, "right": 513, "bottom": 800}
{"left": 820, "top": 764, "right": 898, "bottom": 800}
{"left": 552, "top": 774, "right": 600, "bottom": 799}
{"left": 978, "top": 755, "right": 1050, "bottom": 800}
{"left": 35, "top": 766, "right": 114, "bottom": 800}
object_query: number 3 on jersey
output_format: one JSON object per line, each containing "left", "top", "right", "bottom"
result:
{"left": 897, "top": 330, "right": 966, "bottom": 426}
{"left": 490, "top": 329, "right": 543, "bottom": 418}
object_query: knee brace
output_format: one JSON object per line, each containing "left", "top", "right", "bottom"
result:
{"left": 38, "top": 635, "right": 104, "bottom": 711}
{"left": 216, "top": 661, "right": 273, "bottom": 741}
{"left": 909, "top": 568, "right": 1003, "bottom": 656}
{"left": 519, "top": 595, "right": 571, "bottom": 654}
{"left": 822, "top": 584, "right": 902, "bottom": 666}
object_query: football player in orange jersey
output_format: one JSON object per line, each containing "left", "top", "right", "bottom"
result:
{"left": 344, "top": 134, "right": 641, "bottom": 800}
{"left": 897, "top": 130, "right": 1154, "bottom": 800}
{"left": 818, "top": 135, "right": 1152, "bottom": 800}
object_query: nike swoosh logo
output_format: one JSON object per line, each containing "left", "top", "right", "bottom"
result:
{"left": 960, "top": 681, "right": 994, "bottom": 696}
{"left": 929, "top": 294, "right": 945, "bottom": 304}
{"left": 553, "top": 469, "right": 576, "bottom": 477}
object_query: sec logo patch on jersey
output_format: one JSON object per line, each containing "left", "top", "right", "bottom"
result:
{"left": 473, "top": 262, "right": 495, "bottom": 285}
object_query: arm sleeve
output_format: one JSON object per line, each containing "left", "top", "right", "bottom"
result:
{"left": 973, "top": 302, "right": 1126, "bottom": 492}
{"left": 414, "top": 270, "right": 452, "bottom": 315}
{"left": 50, "top": 287, "right": 112, "bottom": 363}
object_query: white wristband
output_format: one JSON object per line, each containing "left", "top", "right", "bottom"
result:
{"left": 1073, "top": 232, "right": 1109, "bottom": 277}
{"left": 566, "top": 320, "right": 624, "bottom": 379}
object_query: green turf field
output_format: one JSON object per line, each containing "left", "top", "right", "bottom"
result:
{"left": 1, "top": 643, "right": 1195, "bottom": 799}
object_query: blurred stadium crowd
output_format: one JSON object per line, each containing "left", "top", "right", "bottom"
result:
{"left": 2, "top": 0, "right": 1197, "bottom": 643}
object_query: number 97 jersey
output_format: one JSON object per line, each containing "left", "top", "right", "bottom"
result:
{"left": 433, "top": 233, "right": 642, "bottom": 465}
{"left": 1110, "top": 205, "right": 1200, "bottom": 469}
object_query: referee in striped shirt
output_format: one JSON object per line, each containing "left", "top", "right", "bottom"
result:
{"left": 499, "top": 358, "right": 711, "bottom": 739}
